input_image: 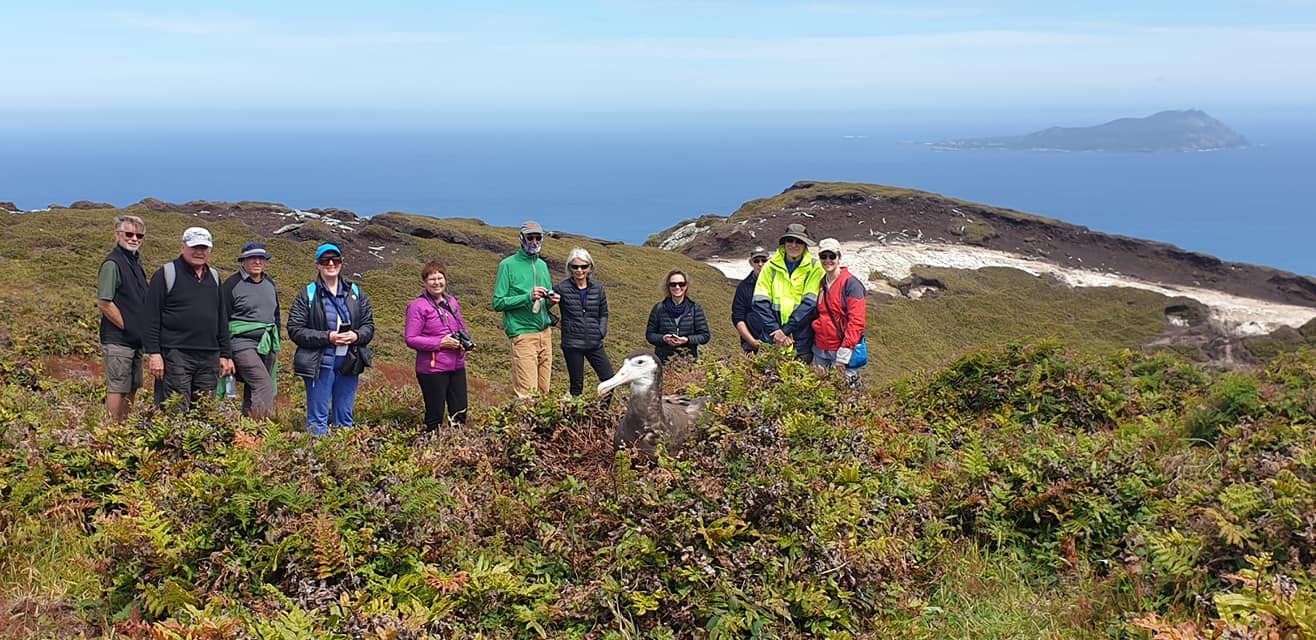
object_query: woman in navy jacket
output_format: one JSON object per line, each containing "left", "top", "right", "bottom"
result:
{"left": 553, "top": 247, "right": 615, "bottom": 396}
{"left": 645, "top": 269, "right": 711, "bottom": 365}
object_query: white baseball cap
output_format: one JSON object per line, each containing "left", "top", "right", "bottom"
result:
{"left": 182, "top": 227, "right": 213, "bottom": 248}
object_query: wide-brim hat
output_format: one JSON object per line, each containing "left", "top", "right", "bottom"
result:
{"left": 238, "top": 242, "right": 272, "bottom": 261}
{"left": 778, "top": 223, "right": 814, "bottom": 247}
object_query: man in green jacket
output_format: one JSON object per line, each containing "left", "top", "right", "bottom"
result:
{"left": 753, "top": 222, "right": 825, "bottom": 363}
{"left": 492, "top": 221, "right": 559, "bottom": 398}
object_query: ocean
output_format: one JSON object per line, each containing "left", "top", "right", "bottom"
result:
{"left": 3, "top": 113, "right": 1314, "bottom": 275}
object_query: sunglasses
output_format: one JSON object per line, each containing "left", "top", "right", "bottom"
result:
{"left": 524, "top": 234, "right": 543, "bottom": 241}
{"left": 668, "top": 281, "right": 687, "bottom": 288}
{"left": 569, "top": 263, "right": 591, "bottom": 270}
{"left": 119, "top": 230, "right": 145, "bottom": 239}
{"left": 317, "top": 256, "right": 343, "bottom": 266}
{"left": 751, "top": 257, "right": 767, "bottom": 264}
{"left": 819, "top": 252, "right": 839, "bottom": 260}
{"left": 781, "top": 238, "right": 805, "bottom": 245}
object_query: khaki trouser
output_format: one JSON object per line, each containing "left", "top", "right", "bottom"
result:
{"left": 510, "top": 328, "right": 552, "bottom": 399}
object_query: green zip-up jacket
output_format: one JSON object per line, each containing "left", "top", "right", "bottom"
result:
{"left": 492, "top": 250, "right": 554, "bottom": 338}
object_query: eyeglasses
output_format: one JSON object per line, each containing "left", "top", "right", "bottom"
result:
{"left": 668, "top": 281, "right": 687, "bottom": 288}
{"left": 119, "top": 230, "right": 145, "bottom": 239}
{"left": 819, "top": 252, "right": 839, "bottom": 260}
{"left": 317, "top": 256, "right": 343, "bottom": 266}
{"left": 524, "top": 234, "right": 543, "bottom": 242}
{"left": 750, "top": 257, "right": 767, "bottom": 264}
{"left": 781, "top": 238, "right": 805, "bottom": 246}
{"left": 569, "top": 263, "right": 591, "bottom": 270}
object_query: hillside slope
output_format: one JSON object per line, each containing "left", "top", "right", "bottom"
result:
{"left": 0, "top": 200, "right": 740, "bottom": 401}
{"left": 650, "top": 181, "right": 1316, "bottom": 373}
{"left": 6, "top": 183, "right": 1316, "bottom": 389}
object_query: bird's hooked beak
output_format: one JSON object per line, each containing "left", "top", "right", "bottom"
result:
{"left": 598, "top": 356, "right": 654, "bottom": 395}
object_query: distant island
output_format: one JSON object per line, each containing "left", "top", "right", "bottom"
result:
{"left": 933, "top": 109, "right": 1249, "bottom": 152}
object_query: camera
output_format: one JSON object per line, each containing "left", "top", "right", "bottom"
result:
{"left": 453, "top": 330, "right": 476, "bottom": 351}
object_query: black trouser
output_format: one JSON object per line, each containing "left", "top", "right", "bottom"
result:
{"left": 791, "top": 324, "right": 815, "bottom": 364}
{"left": 417, "top": 369, "right": 468, "bottom": 429}
{"left": 562, "top": 346, "right": 615, "bottom": 396}
{"left": 156, "top": 347, "right": 220, "bottom": 412}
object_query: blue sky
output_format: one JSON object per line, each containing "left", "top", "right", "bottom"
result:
{"left": 2, "top": 1, "right": 1315, "bottom": 119}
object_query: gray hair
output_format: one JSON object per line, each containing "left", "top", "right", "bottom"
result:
{"left": 114, "top": 214, "right": 146, "bottom": 233}
{"left": 565, "top": 247, "right": 595, "bottom": 276}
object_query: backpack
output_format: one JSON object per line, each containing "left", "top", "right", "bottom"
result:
{"left": 305, "top": 281, "right": 360, "bottom": 303}
{"left": 163, "top": 261, "right": 220, "bottom": 293}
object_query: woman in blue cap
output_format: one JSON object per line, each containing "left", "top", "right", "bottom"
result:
{"left": 286, "top": 243, "right": 375, "bottom": 434}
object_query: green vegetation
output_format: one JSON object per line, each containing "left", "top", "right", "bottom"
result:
{"left": 4, "top": 337, "right": 1316, "bottom": 637}
{"left": 5, "top": 202, "right": 1316, "bottom": 636}
{"left": 955, "top": 220, "right": 999, "bottom": 244}
{"left": 867, "top": 267, "right": 1174, "bottom": 381}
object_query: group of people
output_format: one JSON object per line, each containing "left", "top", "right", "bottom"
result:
{"left": 96, "top": 216, "right": 866, "bottom": 434}
{"left": 98, "top": 216, "right": 374, "bottom": 433}
{"left": 732, "top": 223, "right": 869, "bottom": 383}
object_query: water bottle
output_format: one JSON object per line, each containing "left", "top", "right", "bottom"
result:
{"left": 223, "top": 375, "right": 237, "bottom": 399}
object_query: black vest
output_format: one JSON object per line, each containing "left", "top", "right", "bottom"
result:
{"left": 99, "top": 245, "right": 148, "bottom": 347}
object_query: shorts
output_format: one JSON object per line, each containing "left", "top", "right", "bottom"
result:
{"left": 103, "top": 343, "right": 144, "bottom": 394}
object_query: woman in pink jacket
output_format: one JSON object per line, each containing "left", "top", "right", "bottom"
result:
{"left": 405, "top": 260, "right": 472, "bottom": 429}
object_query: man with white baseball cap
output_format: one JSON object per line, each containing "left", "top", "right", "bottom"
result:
{"left": 144, "top": 226, "right": 234, "bottom": 411}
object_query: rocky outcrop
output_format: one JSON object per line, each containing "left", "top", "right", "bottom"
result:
{"left": 69, "top": 200, "right": 116, "bottom": 210}
{"left": 660, "top": 181, "right": 1316, "bottom": 308}
{"left": 369, "top": 213, "right": 517, "bottom": 257}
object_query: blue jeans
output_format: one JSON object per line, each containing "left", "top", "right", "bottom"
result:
{"left": 304, "top": 354, "right": 359, "bottom": 434}
{"left": 813, "top": 346, "right": 860, "bottom": 385}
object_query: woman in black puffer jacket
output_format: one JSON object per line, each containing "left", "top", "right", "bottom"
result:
{"left": 645, "top": 269, "right": 711, "bottom": 365}
{"left": 552, "top": 247, "right": 614, "bottom": 397}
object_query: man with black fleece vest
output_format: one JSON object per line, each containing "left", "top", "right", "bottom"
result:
{"left": 144, "top": 226, "right": 234, "bottom": 411}
{"left": 96, "top": 214, "right": 149, "bottom": 421}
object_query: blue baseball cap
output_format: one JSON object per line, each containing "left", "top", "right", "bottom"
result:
{"left": 315, "top": 243, "right": 342, "bottom": 261}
